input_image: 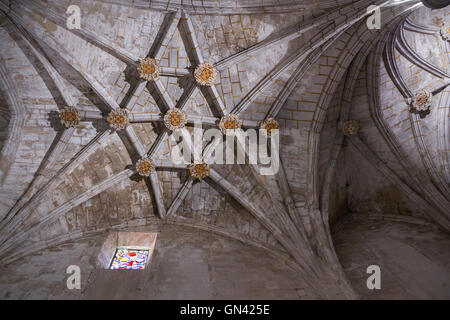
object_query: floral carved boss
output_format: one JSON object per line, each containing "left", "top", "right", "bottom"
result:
{"left": 107, "top": 108, "right": 129, "bottom": 131}
{"left": 136, "top": 157, "right": 156, "bottom": 177}
{"left": 411, "top": 89, "right": 433, "bottom": 112}
{"left": 138, "top": 58, "right": 161, "bottom": 81}
{"left": 219, "top": 114, "right": 242, "bottom": 136}
{"left": 194, "top": 63, "right": 217, "bottom": 86}
{"left": 60, "top": 107, "right": 80, "bottom": 128}
{"left": 164, "top": 108, "right": 188, "bottom": 130}
{"left": 189, "top": 161, "right": 210, "bottom": 180}
{"left": 343, "top": 120, "right": 359, "bottom": 136}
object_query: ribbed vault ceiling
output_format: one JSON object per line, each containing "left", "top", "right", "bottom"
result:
{"left": 0, "top": 0, "right": 448, "bottom": 299}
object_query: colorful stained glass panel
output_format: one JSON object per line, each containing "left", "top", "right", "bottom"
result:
{"left": 110, "top": 249, "right": 149, "bottom": 270}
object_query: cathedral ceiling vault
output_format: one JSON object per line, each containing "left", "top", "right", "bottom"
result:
{"left": 0, "top": 0, "right": 448, "bottom": 299}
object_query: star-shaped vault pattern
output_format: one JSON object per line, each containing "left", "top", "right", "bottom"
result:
{"left": 0, "top": 0, "right": 449, "bottom": 300}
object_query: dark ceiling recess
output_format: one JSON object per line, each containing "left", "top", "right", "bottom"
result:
{"left": 421, "top": 0, "right": 449, "bottom": 9}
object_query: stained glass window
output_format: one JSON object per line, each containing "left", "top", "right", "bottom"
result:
{"left": 110, "top": 249, "right": 149, "bottom": 270}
